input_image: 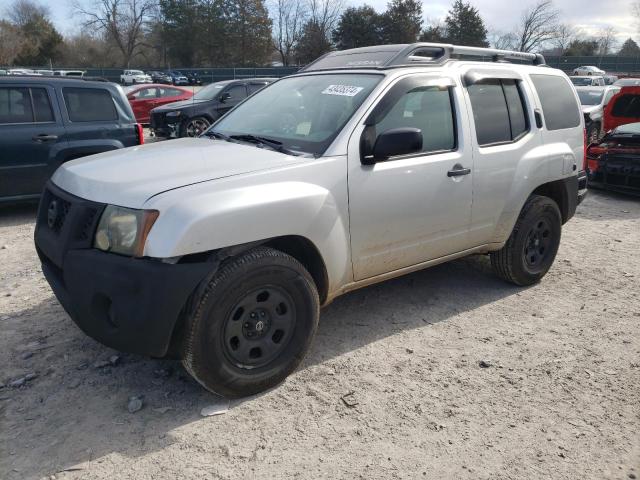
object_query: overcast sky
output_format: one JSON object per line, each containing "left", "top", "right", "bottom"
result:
{"left": 7, "top": 0, "right": 638, "bottom": 46}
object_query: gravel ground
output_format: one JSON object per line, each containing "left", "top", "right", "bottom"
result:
{"left": 1, "top": 190, "right": 639, "bottom": 480}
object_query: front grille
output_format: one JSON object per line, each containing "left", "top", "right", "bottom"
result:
{"left": 35, "top": 182, "right": 106, "bottom": 268}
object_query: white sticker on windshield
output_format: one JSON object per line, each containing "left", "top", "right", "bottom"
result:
{"left": 321, "top": 85, "right": 364, "bottom": 97}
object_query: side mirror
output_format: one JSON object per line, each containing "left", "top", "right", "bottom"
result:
{"left": 364, "top": 128, "right": 423, "bottom": 164}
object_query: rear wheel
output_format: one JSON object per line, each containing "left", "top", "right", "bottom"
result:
{"left": 180, "top": 116, "right": 210, "bottom": 137}
{"left": 490, "top": 195, "right": 562, "bottom": 286}
{"left": 182, "top": 247, "right": 319, "bottom": 398}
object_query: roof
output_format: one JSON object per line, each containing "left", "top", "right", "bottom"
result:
{"left": 301, "top": 42, "right": 545, "bottom": 73}
{"left": 0, "top": 75, "right": 108, "bottom": 87}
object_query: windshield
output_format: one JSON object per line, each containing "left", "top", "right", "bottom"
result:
{"left": 193, "top": 82, "right": 226, "bottom": 100}
{"left": 211, "top": 74, "right": 382, "bottom": 156}
{"left": 578, "top": 90, "right": 604, "bottom": 106}
{"left": 571, "top": 77, "right": 594, "bottom": 86}
{"left": 130, "top": 70, "right": 144, "bottom": 75}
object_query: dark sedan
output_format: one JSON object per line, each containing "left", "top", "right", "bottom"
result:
{"left": 150, "top": 78, "right": 275, "bottom": 138}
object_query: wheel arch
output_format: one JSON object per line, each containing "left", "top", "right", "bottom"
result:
{"left": 530, "top": 177, "right": 577, "bottom": 224}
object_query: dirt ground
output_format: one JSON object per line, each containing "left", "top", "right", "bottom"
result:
{"left": 1, "top": 190, "right": 639, "bottom": 480}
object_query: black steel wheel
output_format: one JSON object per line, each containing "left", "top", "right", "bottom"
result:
{"left": 491, "top": 195, "right": 562, "bottom": 286}
{"left": 181, "top": 247, "right": 319, "bottom": 398}
{"left": 223, "top": 286, "right": 296, "bottom": 369}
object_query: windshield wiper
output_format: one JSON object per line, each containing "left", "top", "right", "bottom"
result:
{"left": 203, "top": 130, "right": 234, "bottom": 142}
{"left": 230, "top": 134, "right": 300, "bottom": 156}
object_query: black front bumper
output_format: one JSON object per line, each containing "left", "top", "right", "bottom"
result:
{"left": 35, "top": 182, "right": 212, "bottom": 357}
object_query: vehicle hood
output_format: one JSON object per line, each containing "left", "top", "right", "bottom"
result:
{"left": 51, "top": 138, "right": 306, "bottom": 208}
{"left": 153, "top": 98, "right": 211, "bottom": 112}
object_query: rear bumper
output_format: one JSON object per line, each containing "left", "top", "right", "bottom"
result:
{"left": 577, "top": 170, "right": 588, "bottom": 204}
{"left": 34, "top": 182, "right": 212, "bottom": 357}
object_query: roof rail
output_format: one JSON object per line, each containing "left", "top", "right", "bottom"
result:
{"left": 301, "top": 42, "right": 546, "bottom": 72}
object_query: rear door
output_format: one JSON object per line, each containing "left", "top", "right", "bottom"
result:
{"left": 461, "top": 69, "right": 544, "bottom": 245}
{"left": 0, "top": 84, "right": 67, "bottom": 199}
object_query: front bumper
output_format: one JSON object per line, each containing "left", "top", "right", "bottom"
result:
{"left": 587, "top": 152, "right": 640, "bottom": 196}
{"left": 34, "top": 182, "right": 212, "bottom": 357}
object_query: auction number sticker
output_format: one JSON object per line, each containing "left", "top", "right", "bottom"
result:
{"left": 321, "top": 85, "right": 364, "bottom": 97}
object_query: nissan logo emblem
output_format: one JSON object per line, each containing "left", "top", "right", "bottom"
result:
{"left": 47, "top": 200, "right": 59, "bottom": 229}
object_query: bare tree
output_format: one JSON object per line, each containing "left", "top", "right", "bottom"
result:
{"left": 595, "top": 26, "right": 617, "bottom": 55}
{"left": 514, "top": 0, "right": 560, "bottom": 53}
{"left": 489, "top": 31, "right": 517, "bottom": 50}
{"left": 553, "top": 23, "right": 578, "bottom": 55}
{"left": 0, "top": 20, "right": 25, "bottom": 65}
{"left": 6, "top": 0, "right": 50, "bottom": 28}
{"left": 272, "top": 0, "right": 307, "bottom": 66}
{"left": 307, "top": 0, "right": 343, "bottom": 44}
{"left": 73, "top": 0, "right": 155, "bottom": 67}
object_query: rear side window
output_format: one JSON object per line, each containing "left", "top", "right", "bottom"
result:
{"left": 467, "top": 79, "right": 528, "bottom": 145}
{"left": 610, "top": 94, "right": 640, "bottom": 118}
{"left": 0, "top": 87, "right": 33, "bottom": 123}
{"left": 63, "top": 88, "right": 118, "bottom": 122}
{"left": 530, "top": 74, "right": 581, "bottom": 130}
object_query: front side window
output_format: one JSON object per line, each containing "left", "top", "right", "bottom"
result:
{"left": 467, "top": 79, "right": 528, "bottom": 146}
{"left": 212, "top": 74, "right": 382, "bottom": 156}
{"left": 374, "top": 85, "right": 456, "bottom": 154}
{"left": 247, "top": 83, "right": 268, "bottom": 95}
{"left": 530, "top": 74, "right": 581, "bottom": 130}
{"left": 0, "top": 87, "right": 33, "bottom": 124}
{"left": 63, "top": 88, "right": 118, "bottom": 122}
{"left": 223, "top": 85, "right": 247, "bottom": 102}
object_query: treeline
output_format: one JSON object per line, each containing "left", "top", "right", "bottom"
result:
{"left": 0, "top": 0, "right": 638, "bottom": 69}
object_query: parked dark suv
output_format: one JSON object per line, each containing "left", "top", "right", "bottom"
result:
{"left": 150, "top": 78, "right": 275, "bottom": 137}
{"left": 0, "top": 76, "right": 142, "bottom": 203}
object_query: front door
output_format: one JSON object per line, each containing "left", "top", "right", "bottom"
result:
{"left": 348, "top": 75, "right": 473, "bottom": 280}
{"left": 0, "top": 85, "right": 66, "bottom": 199}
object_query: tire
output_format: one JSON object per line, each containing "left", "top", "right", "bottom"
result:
{"left": 180, "top": 116, "right": 210, "bottom": 137}
{"left": 490, "top": 195, "right": 562, "bottom": 286}
{"left": 182, "top": 247, "right": 320, "bottom": 398}
{"left": 132, "top": 79, "right": 137, "bottom": 84}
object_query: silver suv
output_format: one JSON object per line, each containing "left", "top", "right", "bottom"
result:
{"left": 35, "top": 43, "right": 587, "bottom": 397}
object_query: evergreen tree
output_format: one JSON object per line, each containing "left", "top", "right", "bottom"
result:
{"left": 296, "top": 20, "right": 332, "bottom": 64}
{"left": 443, "top": 0, "right": 488, "bottom": 47}
{"left": 619, "top": 38, "right": 640, "bottom": 56}
{"left": 226, "top": 0, "right": 273, "bottom": 66}
{"left": 380, "top": 0, "right": 422, "bottom": 44}
{"left": 333, "top": 5, "right": 383, "bottom": 50}
{"left": 565, "top": 39, "right": 598, "bottom": 56}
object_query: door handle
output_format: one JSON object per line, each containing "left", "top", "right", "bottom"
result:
{"left": 447, "top": 164, "right": 471, "bottom": 177}
{"left": 32, "top": 134, "right": 58, "bottom": 142}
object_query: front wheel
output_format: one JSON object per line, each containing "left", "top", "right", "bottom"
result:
{"left": 182, "top": 247, "right": 320, "bottom": 398}
{"left": 180, "top": 116, "right": 210, "bottom": 137}
{"left": 490, "top": 195, "right": 562, "bottom": 286}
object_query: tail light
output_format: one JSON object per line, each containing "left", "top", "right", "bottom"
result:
{"left": 135, "top": 123, "right": 144, "bottom": 145}
{"left": 583, "top": 128, "right": 587, "bottom": 171}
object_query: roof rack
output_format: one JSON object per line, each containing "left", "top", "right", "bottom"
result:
{"left": 301, "top": 42, "right": 546, "bottom": 72}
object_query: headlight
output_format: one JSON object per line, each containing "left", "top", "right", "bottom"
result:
{"left": 94, "top": 206, "right": 159, "bottom": 257}
{"left": 166, "top": 111, "right": 181, "bottom": 118}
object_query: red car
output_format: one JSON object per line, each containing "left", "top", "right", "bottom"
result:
{"left": 124, "top": 84, "right": 193, "bottom": 124}
{"left": 602, "top": 86, "right": 640, "bottom": 132}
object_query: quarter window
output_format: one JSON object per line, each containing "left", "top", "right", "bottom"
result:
{"left": 467, "top": 79, "right": 529, "bottom": 146}
{"left": 530, "top": 74, "right": 581, "bottom": 130}
{"left": 374, "top": 86, "right": 456, "bottom": 154}
{"left": 63, "top": 88, "right": 118, "bottom": 122}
